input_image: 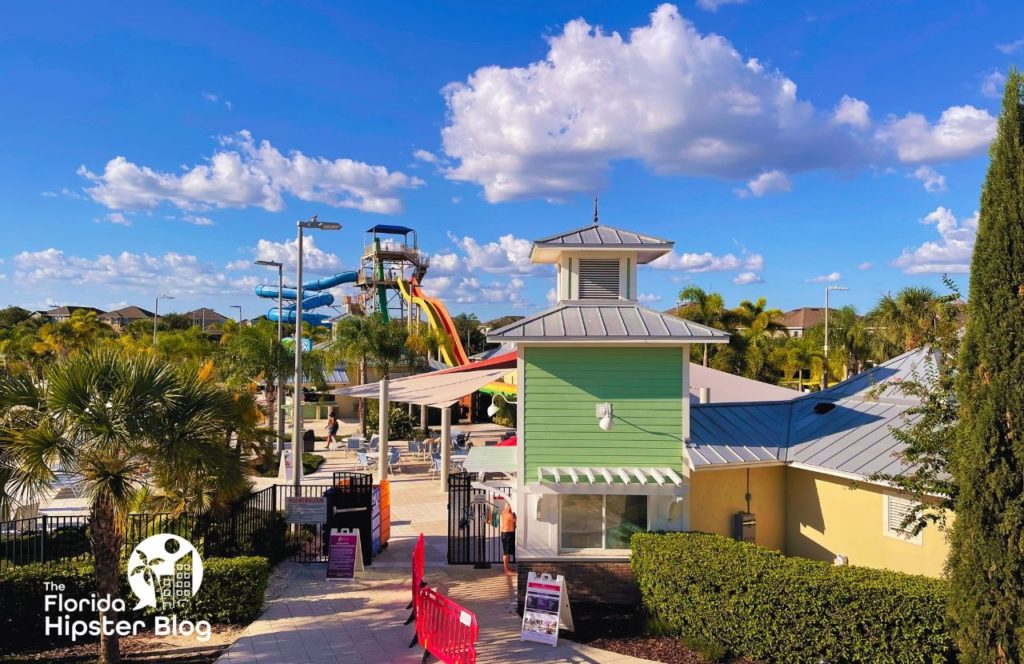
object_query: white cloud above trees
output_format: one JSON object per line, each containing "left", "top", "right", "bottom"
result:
{"left": 78, "top": 130, "right": 422, "bottom": 215}
{"left": 439, "top": 4, "right": 996, "bottom": 203}
{"left": 892, "top": 206, "right": 978, "bottom": 274}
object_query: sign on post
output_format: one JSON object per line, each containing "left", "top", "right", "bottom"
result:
{"left": 326, "top": 528, "right": 364, "bottom": 580}
{"left": 520, "top": 572, "right": 573, "bottom": 647}
{"left": 285, "top": 496, "right": 326, "bottom": 524}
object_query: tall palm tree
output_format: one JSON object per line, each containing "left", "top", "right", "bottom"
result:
{"left": 331, "top": 314, "right": 409, "bottom": 436}
{"left": 867, "top": 286, "right": 942, "bottom": 356}
{"left": 732, "top": 298, "right": 786, "bottom": 381}
{"left": 0, "top": 350, "right": 248, "bottom": 663}
{"left": 675, "top": 286, "right": 732, "bottom": 366}
{"left": 219, "top": 320, "right": 291, "bottom": 442}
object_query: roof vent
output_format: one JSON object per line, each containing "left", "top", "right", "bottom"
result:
{"left": 813, "top": 402, "right": 836, "bottom": 415}
{"left": 578, "top": 258, "right": 620, "bottom": 299}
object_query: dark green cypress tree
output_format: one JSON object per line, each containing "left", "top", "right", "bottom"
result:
{"left": 948, "top": 69, "right": 1024, "bottom": 663}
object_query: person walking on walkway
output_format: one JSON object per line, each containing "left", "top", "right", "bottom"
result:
{"left": 500, "top": 499, "right": 517, "bottom": 577}
{"left": 326, "top": 412, "right": 339, "bottom": 448}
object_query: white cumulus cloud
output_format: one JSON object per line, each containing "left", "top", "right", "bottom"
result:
{"left": 651, "top": 249, "right": 763, "bottom": 273}
{"left": 981, "top": 69, "right": 1007, "bottom": 99}
{"left": 877, "top": 105, "right": 996, "bottom": 163}
{"left": 14, "top": 249, "right": 255, "bottom": 295}
{"left": 735, "top": 170, "right": 792, "bottom": 198}
{"left": 858, "top": 262, "right": 873, "bottom": 271}
{"left": 438, "top": 4, "right": 991, "bottom": 203}
{"left": 228, "top": 235, "right": 344, "bottom": 274}
{"left": 911, "top": 166, "right": 946, "bottom": 193}
{"left": 995, "top": 38, "right": 1024, "bottom": 54}
{"left": 78, "top": 130, "right": 422, "bottom": 215}
{"left": 445, "top": 232, "right": 539, "bottom": 274}
{"left": 832, "top": 95, "right": 871, "bottom": 129}
{"left": 733, "top": 271, "right": 763, "bottom": 285}
{"left": 807, "top": 272, "right": 842, "bottom": 283}
{"left": 892, "top": 206, "right": 978, "bottom": 274}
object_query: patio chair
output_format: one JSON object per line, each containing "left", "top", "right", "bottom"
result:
{"left": 369, "top": 434, "right": 380, "bottom": 451}
{"left": 428, "top": 453, "right": 442, "bottom": 479}
{"left": 346, "top": 437, "right": 362, "bottom": 457}
{"left": 388, "top": 447, "right": 402, "bottom": 474}
{"left": 408, "top": 439, "right": 421, "bottom": 457}
{"left": 355, "top": 451, "right": 371, "bottom": 472}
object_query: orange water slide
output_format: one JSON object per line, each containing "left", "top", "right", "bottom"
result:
{"left": 397, "top": 277, "right": 470, "bottom": 366}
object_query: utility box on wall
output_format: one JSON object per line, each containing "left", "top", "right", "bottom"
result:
{"left": 733, "top": 511, "right": 756, "bottom": 543}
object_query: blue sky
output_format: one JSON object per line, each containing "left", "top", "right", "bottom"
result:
{"left": 1, "top": 1, "right": 1021, "bottom": 321}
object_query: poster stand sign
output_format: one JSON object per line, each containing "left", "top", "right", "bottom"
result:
{"left": 326, "top": 528, "right": 364, "bottom": 580}
{"left": 520, "top": 572, "right": 573, "bottom": 646}
{"left": 278, "top": 449, "right": 294, "bottom": 483}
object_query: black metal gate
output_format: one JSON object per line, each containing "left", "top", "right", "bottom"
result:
{"left": 328, "top": 471, "right": 374, "bottom": 566}
{"left": 447, "top": 472, "right": 512, "bottom": 566}
{"left": 277, "top": 484, "right": 334, "bottom": 563}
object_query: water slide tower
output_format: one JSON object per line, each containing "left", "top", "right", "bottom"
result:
{"left": 353, "top": 225, "right": 429, "bottom": 322}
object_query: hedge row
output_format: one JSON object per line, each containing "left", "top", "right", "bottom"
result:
{"left": 631, "top": 532, "right": 954, "bottom": 664}
{"left": 0, "top": 556, "right": 269, "bottom": 648}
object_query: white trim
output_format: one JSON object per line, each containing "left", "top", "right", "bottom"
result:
{"left": 691, "top": 460, "right": 787, "bottom": 472}
{"left": 787, "top": 461, "right": 866, "bottom": 483}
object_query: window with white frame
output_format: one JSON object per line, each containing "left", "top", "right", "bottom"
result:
{"left": 883, "top": 494, "right": 922, "bottom": 544}
{"left": 559, "top": 494, "right": 648, "bottom": 551}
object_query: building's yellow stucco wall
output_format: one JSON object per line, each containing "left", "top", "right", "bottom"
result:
{"left": 689, "top": 466, "right": 786, "bottom": 552}
{"left": 784, "top": 468, "right": 949, "bottom": 577}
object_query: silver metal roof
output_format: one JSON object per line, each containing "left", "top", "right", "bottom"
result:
{"left": 531, "top": 223, "right": 674, "bottom": 264}
{"left": 487, "top": 301, "right": 732, "bottom": 343}
{"left": 687, "top": 348, "right": 932, "bottom": 479}
{"left": 534, "top": 223, "right": 673, "bottom": 248}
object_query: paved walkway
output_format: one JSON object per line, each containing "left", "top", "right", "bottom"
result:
{"left": 220, "top": 466, "right": 650, "bottom": 663}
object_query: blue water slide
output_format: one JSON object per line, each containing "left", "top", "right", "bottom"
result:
{"left": 255, "top": 270, "right": 358, "bottom": 326}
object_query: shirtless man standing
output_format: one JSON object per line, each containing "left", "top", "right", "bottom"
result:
{"left": 500, "top": 500, "right": 517, "bottom": 576}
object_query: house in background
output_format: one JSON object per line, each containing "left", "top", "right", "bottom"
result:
{"left": 780, "top": 307, "right": 834, "bottom": 338}
{"left": 35, "top": 305, "right": 104, "bottom": 323}
{"left": 184, "top": 307, "right": 229, "bottom": 331}
{"left": 99, "top": 305, "right": 154, "bottom": 331}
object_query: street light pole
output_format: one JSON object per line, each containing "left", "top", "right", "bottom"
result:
{"left": 230, "top": 305, "right": 242, "bottom": 324}
{"left": 823, "top": 285, "right": 849, "bottom": 389}
{"left": 291, "top": 215, "right": 342, "bottom": 489}
{"left": 256, "top": 260, "right": 286, "bottom": 450}
{"left": 152, "top": 294, "right": 174, "bottom": 349}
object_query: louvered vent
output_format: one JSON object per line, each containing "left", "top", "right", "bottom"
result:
{"left": 886, "top": 496, "right": 914, "bottom": 534}
{"left": 578, "top": 259, "right": 621, "bottom": 299}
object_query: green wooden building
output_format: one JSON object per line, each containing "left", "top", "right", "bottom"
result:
{"left": 488, "top": 219, "right": 729, "bottom": 595}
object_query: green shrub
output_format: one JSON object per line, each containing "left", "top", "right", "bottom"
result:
{"left": 0, "top": 556, "right": 270, "bottom": 648}
{"left": 681, "top": 634, "right": 727, "bottom": 663}
{"left": 0, "top": 524, "right": 91, "bottom": 565}
{"left": 366, "top": 401, "right": 415, "bottom": 439}
{"left": 174, "top": 556, "right": 269, "bottom": 624}
{"left": 631, "top": 532, "right": 955, "bottom": 664}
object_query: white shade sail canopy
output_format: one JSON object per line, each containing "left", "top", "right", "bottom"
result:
{"left": 334, "top": 367, "right": 511, "bottom": 408}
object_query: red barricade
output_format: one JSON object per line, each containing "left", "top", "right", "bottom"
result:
{"left": 406, "top": 533, "right": 425, "bottom": 624}
{"left": 416, "top": 585, "right": 479, "bottom": 664}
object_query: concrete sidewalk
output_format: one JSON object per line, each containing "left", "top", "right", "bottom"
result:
{"left": 219, "top": 471, "right": 649, "bottom": 663}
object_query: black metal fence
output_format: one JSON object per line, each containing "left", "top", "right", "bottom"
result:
{"left": 1, "top": 484, "right": 295, "bottom": 573}
{"left": 447, "top": 472, "right": 512, "bottom": 566}
{"left": 276, "top": 484, "right": 334, "bottom": 563}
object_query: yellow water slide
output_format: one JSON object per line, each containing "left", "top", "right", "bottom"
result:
{"left": 397, "top": 277, "right": 470, "bottom": 367}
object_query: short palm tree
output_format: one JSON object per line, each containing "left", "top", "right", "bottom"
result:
{"left": 0, "top": 349, "right": 249, "bottom": 663}
{"left": 332, "top": 314, "right": 408, "bottom": 436}
{"left": 675, "top": 286, "right": 733, "bottom": 366}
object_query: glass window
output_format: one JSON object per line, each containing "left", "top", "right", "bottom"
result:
{"left": 605, "top": 495, "right": 648, "bottom": 549}
{"left": 560, "top": 495, "right": 603, "bottom": 549}
{"left": 560, "top": 495, "right": 649, "bottom": 551}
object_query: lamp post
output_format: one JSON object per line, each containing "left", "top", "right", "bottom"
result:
{"left": 256, "top": 260, "right": 286, "bottom": 450}
{"left": 823, "top": 285, "right": 849, "bottom": 389}
{"left": 153, "top": 294, "right": 174, "bottom": 349}
{"left": 230, "top": 305, "right": 242, "bottom": 324}
{"left": 292, "top": 215, "right": 342, "bottom": 489}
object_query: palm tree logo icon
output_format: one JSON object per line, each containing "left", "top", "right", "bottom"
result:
{"left": 127, "top": 534, "right": 204, "bottom": 610}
